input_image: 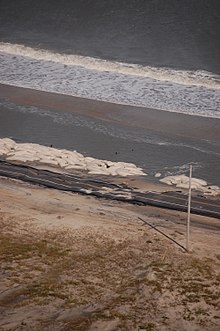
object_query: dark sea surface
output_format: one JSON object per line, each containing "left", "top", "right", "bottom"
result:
{"left": 0, "top": 100, "right": 220, "bottom": 185}
{"left": 1, "top": 0, "right": 220, "bottom": 73}
{"left": 1, "top": 0, "right": 220, "bottom": 117}
{"left": 0, "top": 0, "right": 220, "bottom": 184}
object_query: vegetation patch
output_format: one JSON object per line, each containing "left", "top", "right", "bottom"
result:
{"left": 0, "top": 212, "right": 219, "bottom": 330}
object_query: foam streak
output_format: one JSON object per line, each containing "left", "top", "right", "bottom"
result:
{"left": 1, "top": 43, "right": 220, "bottom": 118}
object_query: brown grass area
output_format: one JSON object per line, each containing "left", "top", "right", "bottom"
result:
{"left": 0, "top": 179, "right": 220, "bottom": 330}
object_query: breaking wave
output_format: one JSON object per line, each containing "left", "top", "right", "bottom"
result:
{"left": 1, "top": 42, "right": 219, "bottom": 89}
{"left": 0, "top": 42, "right": 220, "bottom": 118}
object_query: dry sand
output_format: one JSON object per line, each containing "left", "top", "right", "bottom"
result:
{"left": 0, "top": 176, "right": 219, "bottom": 331}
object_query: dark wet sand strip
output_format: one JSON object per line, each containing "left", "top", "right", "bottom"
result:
{"left": 1, "top": 83, "right": 220, "bottom": 143}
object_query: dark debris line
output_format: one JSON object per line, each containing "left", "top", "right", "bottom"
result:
{"left": 0, "top": 159, "right": 220, "bottom": 220}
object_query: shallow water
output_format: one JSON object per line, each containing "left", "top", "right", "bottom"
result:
{"left": 0, "top": 100, "right": 219, "bottom": 185}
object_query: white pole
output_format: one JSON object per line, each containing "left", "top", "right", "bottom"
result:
{"left": 186, "top": 164, "right": 192, "bottom": 252}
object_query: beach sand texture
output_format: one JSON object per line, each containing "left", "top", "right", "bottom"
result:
{"left": 0, "top": 177, "right": 220, "bottom": 331}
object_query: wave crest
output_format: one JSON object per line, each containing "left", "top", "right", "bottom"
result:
{"left": 0, "top": 42, "right": 219, "bottom": 89}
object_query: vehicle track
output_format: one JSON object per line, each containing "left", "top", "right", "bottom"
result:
{"left": 0, "top": 159, "right": 219, "bottom": 219}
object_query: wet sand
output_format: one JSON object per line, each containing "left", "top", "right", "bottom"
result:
{"left": 1, "top": 83, "right": 220, "bottom": 143}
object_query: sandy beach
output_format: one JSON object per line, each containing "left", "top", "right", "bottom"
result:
{"left": 0, "top": 176, "right": 220, "bottom": 331}
{"left": 0, "top": 128, "right": 220, "bottom": 331}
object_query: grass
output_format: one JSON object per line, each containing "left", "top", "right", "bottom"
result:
{"left": 0, "top": 232, "right": 68, "bottom": 264}
{"left": 1, "top": 215, "right": 220, "bottom": 330}
{"left": 138, "top": 322, "right": 156, "bottom": 331}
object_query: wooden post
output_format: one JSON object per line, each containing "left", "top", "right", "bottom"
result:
{"left": 186, "top": 164, "right": 192, "bottom": 252}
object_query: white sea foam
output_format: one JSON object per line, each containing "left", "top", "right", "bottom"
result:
{"left": 0, "top": 42, "right": 220, "bottom": 118}
{"left": 1, "top": 42, "right": 219, "bottom": 89}
{"left": 0, "top": 138, "right": 146, "bottom": 177}
{"left": 160, "top": 174, "right": 220, "bottom": 196}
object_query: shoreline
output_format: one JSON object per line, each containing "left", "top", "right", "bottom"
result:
{"left": 1, "top": 83, "right": 220, "bottom": 142}
{"left": 1, "top": 85, "right": 220, "bottom": 330}
{"left": 1, "top": 138, "right": 220, "bottom": 198}
{"left": 1, "top": 83, "right": 220, "bottom": 187}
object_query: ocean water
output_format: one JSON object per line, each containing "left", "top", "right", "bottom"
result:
{"left": 0, "top": 101, "right": 220, "bottom": 185}
{"left": 1, "top": 0, "right": 220, "bottom": 73}
{"left": 0, "top": 44, "right": 220, "bottom": 118}
{"left": 0, "top": 1, "right": 220, "bottom": 183}
{"left": 0, "top": 0, "right": 220, "bottom": 117}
